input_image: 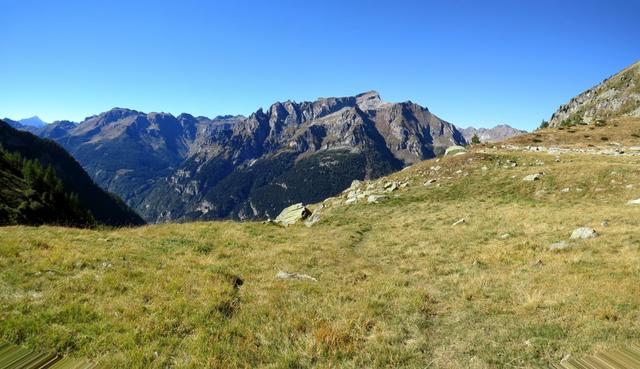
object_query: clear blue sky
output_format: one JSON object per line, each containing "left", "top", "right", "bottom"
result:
{"left": 1, "top": 0, "right": 638, "bottom": 130}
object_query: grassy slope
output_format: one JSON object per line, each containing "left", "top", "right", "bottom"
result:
{"left": 2, "top": 121, "right": 640, "bottom": 368}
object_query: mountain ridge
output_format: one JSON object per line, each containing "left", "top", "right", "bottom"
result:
{"left": 19, "top": 91, "right": 465, "bottom": 222}
{"left": 548, "top": 60, "right": 640, "bottom": 127}
{"left": 459, "top": 124, "right": 527, "bottom": 143}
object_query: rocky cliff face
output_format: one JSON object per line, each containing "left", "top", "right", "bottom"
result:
{"left": 140, "top": 91, "right": 465, "bottom": 222}
{"left": 460, "top": 124, "right": 527, "bottom": 143}
{"left": 23, "top": 91, "right": 464, "bottom": 222}
{"left": 549, "top": 61, "right": 640, "bottom": 127}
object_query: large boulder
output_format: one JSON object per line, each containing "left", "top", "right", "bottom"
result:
{"left": 274, "top": 203, "right": 311, "bottom": 226}
{"left": 445, "top": 145, "right": 467, "bottom": 156}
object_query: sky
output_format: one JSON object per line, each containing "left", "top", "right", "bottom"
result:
{"left": 1, "top": 0, "right": 639, "bottom": 130}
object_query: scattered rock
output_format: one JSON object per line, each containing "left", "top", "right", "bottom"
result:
{"left": 570, "top": 227, "right": 598, "bottom": 240}
{"left": 274, "top": 203, "right": 311, "bottom": 226}
{"left": 530, "top": 259, "right": 544, "bottom": 267}
{"left": 275, "top": 271, "right": 317, "bottom": 282}
{"left": 626, "top": 198, "right": 640, "bottom": 205}
{"left": 549, "top": 241, "right": 571, "bottom": 251}
{"left": 499, "top": 233, "right": 511, "bottom": 240}
{"left": 452, "top": 218, "right": 466, "bottom": 226}
{"left": 445, "top": 145, "right": 467, "bottom": 156}
{"left": 304, "top": 209, "right": 322, "bottom": 227}
{"left": 424, "top": 179, "right": 437, "bottom": 186}
{"left": 560, "top": 187, "right": 570, "bottom": 193}
{"left": 384, "top": 181, "right": 399, "bottom": 192}
{"left": 367, "top": 194, "right": 387, "bottom": 204}
{"left": 523, "top": 173, "right": 544, "bottom": 181}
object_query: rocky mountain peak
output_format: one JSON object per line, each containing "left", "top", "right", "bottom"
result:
{"left": 355, "top": 90, "right": 385, "bottom": 111}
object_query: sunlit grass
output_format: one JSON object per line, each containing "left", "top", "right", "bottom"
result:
{"left": 2, "top": 127, "right": 640, "bottom": 367}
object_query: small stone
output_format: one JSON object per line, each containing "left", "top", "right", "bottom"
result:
{"left": 626, "top": 198, "right": 640, "bottom": 205}
{"left": 549, "top": 241, "right": 571, "bottom": 251}
{"left": 530, "top": 259, "right": 544, "bottom": 267}
{"left": 304, "top": 210, "right": 322, "bottom": 227}
{"left": 499, "top": 233, "right": 511, "bottom": 240}
{"left": 570, "top": 227, "right": 598, "bottom": 240}
{"left": 523, "top": 173, "right": 544, "bottom": 181}
{"left": 345, "top": 197, "right": 357, "bottom": 205}
{"left": 452, "top": 218, "right": 466, "bottom": 226}
{"left": 384, "top": 181, "right": 399, "bottom": 192}
{"left": 276, "top": 271, "right": 317, "bottom": 282}
{"left": 560, "top": 188, "right": 570, "bottom": 193}
{"left": 601, "top": 219, "right": 609, "bottom": 227}
{"left": 367, "top": 194, "right": 387, "bottom": 204}
{"left": 424, "top": 179, "right": 437, "bottom": 186}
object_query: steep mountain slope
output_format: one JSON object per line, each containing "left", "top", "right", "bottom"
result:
{"left": 0, "top": 120, "right": 144, "bottom": 226}
{"left": 140, "top": 91, "right": 465, "bottom": 221}
{"left": 460, "top": 124, "right": 526, "bottom": 142}
{"left": 549, "top": 61, "right": 640, "bottom": 127}
{"left": 0, "top": 146, "right": 95, "bottom": 226}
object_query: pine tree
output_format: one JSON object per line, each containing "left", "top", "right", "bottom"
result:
{"left": 471, "top": 134, "right": 481, "bottom": 145}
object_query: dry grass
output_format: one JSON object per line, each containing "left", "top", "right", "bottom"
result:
{"left": 2, "top": 124, "right": 640, "bottom": 368}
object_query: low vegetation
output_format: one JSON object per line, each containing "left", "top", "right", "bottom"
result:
{"left": 2, "top": 120, "right": 640, "bottom": 368}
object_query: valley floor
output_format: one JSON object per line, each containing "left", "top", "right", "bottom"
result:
{"left": 2, "top": 124, "right": 640, "bottom": 368}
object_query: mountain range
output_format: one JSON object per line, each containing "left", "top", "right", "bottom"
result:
{"left": 11, "top": 91, "right": 474, "bottom": 222}
{"left": 459, "top": 124, "right": 526, "bottom": 143}
{"left": 5, "top": 91, "right": 530, "bottom": 224}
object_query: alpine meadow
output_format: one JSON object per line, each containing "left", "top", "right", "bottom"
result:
{"left": 1, "top": 1, "right": 640, "bottom": 368}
